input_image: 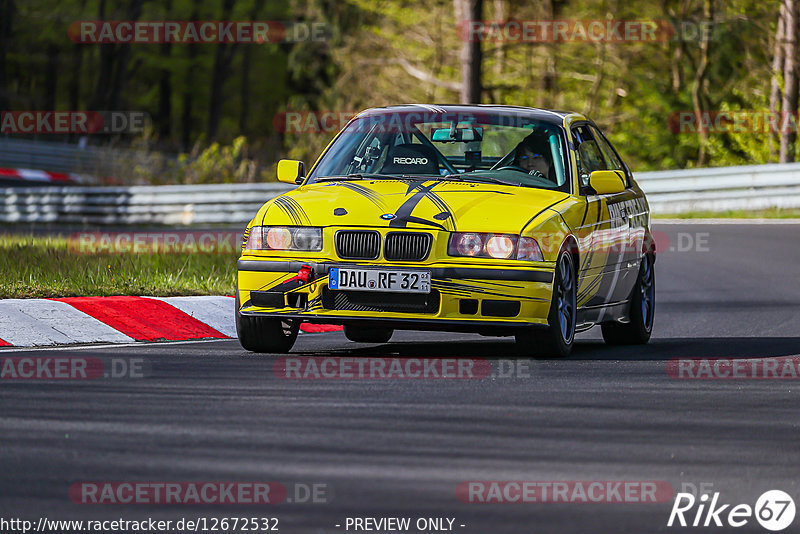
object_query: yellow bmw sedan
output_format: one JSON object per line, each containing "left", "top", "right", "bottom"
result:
{"left": 236, "top": 105, "right": 655, "bottom": 357}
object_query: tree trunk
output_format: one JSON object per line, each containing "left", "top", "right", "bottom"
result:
{"left": 585, "top": 42, "right": 606, "bottom": 117}
{"left": 667, "top": 0, "right": 690, "bottom": 93}
{"left": 0, "top": 0, "right": 15, "bottom": 111}
{"left": 691, "top": 0, "right": 714, "bottom": 166}
{"left": 107, "top": 0, "right": 143, "bottom": 111}
{"left": 781, "top": 0, "right": 799, "bottom": 163}
{"left": 239, "top": 0, "right": 265, "bottom": 133}
{"left": 770, "top": 2, "right": 787, "bottom": 159}
{"left": 69, "top": 44, "right": 84, "bottom": 111}
{"left": 155, "top": 0, "right": 173, "bottom": 142}
{"left": 454, "top": 0, "right": 482, "bottom": 103}
{"left": 88, "top": 0, "right": 143, "bottom": 111}
{"left": 181, "top": 0, "right": 200, "bottom": 150}
{"left": 207, "top": 0, "right": 238, "bottom": 140}
{"left": 68, "top": 0, "right": 87, "bottom": 114}
{"left": 540, "top": 0, "right": 565, "bottom": 108}
{"left": 89, "top": 0, "right": 113, "bottom": 110}
{"left": 239, "top": 47, "right": 252, "bottom": 133}
{"left": 158, "top": 40, "right": 172, "bottom": 141}
{"left": 44, "top": 44, "right": 58, "bottom": 110}
{"left": 492, "top": 0, "right": 506, "bottom": 80}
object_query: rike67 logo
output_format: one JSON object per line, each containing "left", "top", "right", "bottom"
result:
{"left": 668, "top": 489, "right": 795, "bottom": 531}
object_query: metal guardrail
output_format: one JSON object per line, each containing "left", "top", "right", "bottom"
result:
{"left": 0, "top": 183, "right": 292, "bottom": 225}
{"left": 0, "top": 138, "right": 180, "bottom": 181}
{"left": 0, "top": 138, "right": 109, "bottom": 175}
{"left": 1, "top": 162, "right": 798, "bottom": 225}
{"left": 635, "top": 163, "right": 800, "bottom": 214}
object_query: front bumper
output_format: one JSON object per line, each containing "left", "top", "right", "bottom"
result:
{"left": 237, "top": 257, "right": 556, "bottom": 333}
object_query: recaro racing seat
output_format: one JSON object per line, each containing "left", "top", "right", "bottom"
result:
{"left": 379, "top": 143, "right": 440, "bottom": 175}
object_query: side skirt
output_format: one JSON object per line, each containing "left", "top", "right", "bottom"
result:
{"left": 576, "top": 299, "right": 631, "bottom": 328}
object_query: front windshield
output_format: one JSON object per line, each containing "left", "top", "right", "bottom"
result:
{"left": 309, "top": 110, "right": 569, "bottom": 191}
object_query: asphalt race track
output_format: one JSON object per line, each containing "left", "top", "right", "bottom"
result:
{"left": 2, "top": 222, "right": 799, "bottom": 533}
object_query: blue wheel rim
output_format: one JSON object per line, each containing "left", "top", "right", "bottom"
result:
{"left": 640, "top": 255, "right": 655, "bottom": 330}
{"left": 557, "top": 253, "right": 576, "bottom": 343}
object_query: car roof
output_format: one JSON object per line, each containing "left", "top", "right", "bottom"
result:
{"left": 356, "top": 104, "right": 587, "bottom": 127}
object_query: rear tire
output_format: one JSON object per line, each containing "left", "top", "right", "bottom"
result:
{"left": 343, "top": 325, "right": 394, "bottom": 344}
{"left": 601, "top": 252, "right": 655, "bottom": 345}
{"left": 516, "top": 248, "right": 577, "bottom": 358}
{"left": 236, "top": 295, "right": 299, "bottom": 353}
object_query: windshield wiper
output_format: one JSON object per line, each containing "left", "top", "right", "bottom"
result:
{"left": 316, "top": 176, "right": 359, "bottom": 182}
{"left": 443, "top": 173, "right": 521, "bottom": 187}
{"left": 317, "top": 173, "right": 418, "bottom": 182}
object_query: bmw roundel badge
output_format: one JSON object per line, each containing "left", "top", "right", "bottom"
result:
{"left": 380, "top": 213, "right": 396, "bottom": 220}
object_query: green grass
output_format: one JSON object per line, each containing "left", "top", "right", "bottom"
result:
{"left": 654, "top": 208, "right": 800, "bottom": 219}
{"left": 0, "top": 235, "right": 238, "bottom": 298}
{"left": 4, "top": 205, "right": 796, "bottom": 298}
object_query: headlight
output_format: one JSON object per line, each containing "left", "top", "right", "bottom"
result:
{"left": 292, "top": 227, "right": 324, "bottom": 250}
{"left": 244, "top": 226, "right": 323, "bottom": 251}
{"left": 455, "top": 233, "right": 483, "bottom": 256}
{"left": 485, "top": 235, "right": 515, "bottom": 259}
{"left": 448, "top": 232, "right": 544, "bottom": 261}
{"left": 266, "top": 227, "right": 292, "bottom": 249}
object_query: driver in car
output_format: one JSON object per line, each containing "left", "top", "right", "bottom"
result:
{"left": 514, "top": 133, "right": 552, "bottom": 179}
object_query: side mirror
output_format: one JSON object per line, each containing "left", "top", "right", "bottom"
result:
{"left": 588, "top": 170, "right": 626, "bottom": 195}
{"left": 277, "top": 159, "right": 306, "bottom": 185}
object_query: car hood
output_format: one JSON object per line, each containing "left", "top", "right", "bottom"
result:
{"left": 259, "top": 179, "right": 570, "bottom": 234}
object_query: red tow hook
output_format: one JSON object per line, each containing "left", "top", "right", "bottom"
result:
{"left": 286, "top": 265, "right": 313, "bottom": 286}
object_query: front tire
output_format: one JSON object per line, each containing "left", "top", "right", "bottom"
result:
{"left": 343, "top": 325, "right": 394, "bottom": 344}
{"left": 236, "top": 296, "right": 300, "bottom": 353}
{"left": 516, "top": 248, "right": 577, "bottom": 358}
{"left": 601, "top": 252, "right": 655, "bottom": 345}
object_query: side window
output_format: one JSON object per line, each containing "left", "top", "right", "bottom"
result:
{"left": 590, "top": 125, "right": 628, "bottom": 184}
{"left": 571, "top": 124, "right": 607, "bottom": 187}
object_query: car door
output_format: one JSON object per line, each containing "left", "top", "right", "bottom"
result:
{"left": 589, "top": 124, "right": 647, "bottom": 260}
{"left": 570, "top": 123, "right": 633, "bottom": 320}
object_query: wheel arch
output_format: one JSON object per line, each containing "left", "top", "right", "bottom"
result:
{"left": 560, "top": 234, "right": 580, "bottom": 273}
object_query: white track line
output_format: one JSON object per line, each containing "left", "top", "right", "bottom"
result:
{"left": 0, "top": 299, "right": 134, "bottom": 346}
{"left": 654, "top": 218, "right": 800, "bottom": 224}
{"left": 0, "top": 338, "right": 234, "bottom": 353}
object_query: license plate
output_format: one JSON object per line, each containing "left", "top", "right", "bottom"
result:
{"left": 328, "top": 267, "right": 431, "bottom": 293}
